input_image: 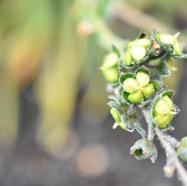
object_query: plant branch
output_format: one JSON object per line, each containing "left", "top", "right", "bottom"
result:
{"left": 155, "top": 127, "right": 187, "bottom": 186}
{"left": 141, "top": 108, "right": 154, "bottom": 141}
{"left": 142, "top": 108, "right": 187, "bottom": 186}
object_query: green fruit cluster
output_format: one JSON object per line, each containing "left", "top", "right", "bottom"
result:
{"left": 123, "top": 71, "right": 155, "bottom": 104}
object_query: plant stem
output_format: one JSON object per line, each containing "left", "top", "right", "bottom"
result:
{"left": 141, "top": 108, "right": 154, "bottom": 141}
{"left": 142, "top": 108, "right": 187, "bottom": 186}
{"left": 155, "top": 127, "right": 187, "bottom": 186}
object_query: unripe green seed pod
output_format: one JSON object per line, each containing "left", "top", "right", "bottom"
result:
{"left": 173, "top": 39, "right": 182, "bottom": 55}
{"left": 110, "top": 108, "right": 127, "bottom": 130}
{"left": 158, "top": 34, "right": 174, "bottom": 45}
{"left": 178, "top": 147, "right": 187, "bottom": 164}
{"left": 154, "top": 99, "right": 170, "bottom": 114}
{"left": 110, "top": 108, "right": 121, "bottom": 124}
{"left": 136, "top": 71, "right": 150, "bottom": 87}
{"left": 179, "top": 137, "right": 187, "bottom": 147}
{"left": 154, "top": 113, "right": 172, "bottom": 128}
{"left": 142, "top": 83, "right": 155, "bottom": 98}
{"left": 103, "top": 68, "right": 119, "bottom": 83}
{"left": 134, "top": 38, "right": 150, "bottom": 48}
{"left": 131, "top": 46, "right": 146, "bottom": 60}
{"left": 177, "top": 138, "right": 187, "bottom": 164}
{"left": 124, "top": 49, "right": 134, "bottom": 66}
{"left": 101, "top": 52, "right": 118, "bottom": 70}
{"left": 123, "top": 78, "right": 139, "bottom": 93}
{"left": 128, "top": 90, "right": 143, "bottom": 104}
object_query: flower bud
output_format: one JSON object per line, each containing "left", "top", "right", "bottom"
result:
{"left": 127, "top": 90, "right": 143, "bottom": 104}
{"left": 130, "top": 139, "right": 157, "bottom": 163}
{"left": 154, "top": 113, "right": 172, "bottom": 129}
{"left": 131, "top": 46, "right": 146, "bottom": 60}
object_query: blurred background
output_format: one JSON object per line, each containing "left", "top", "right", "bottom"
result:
{"left": 0, "top": 0, "right": 187, "bottom": 185}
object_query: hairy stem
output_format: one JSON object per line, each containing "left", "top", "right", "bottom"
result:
{"left": 142, "top": 108, "right": 187, "bottom": 186}
{"left": 141, "top": 108, "right": 154, "bottom": 141}
{"left": 155, "top": 128, "right": 187, "bottom": 186}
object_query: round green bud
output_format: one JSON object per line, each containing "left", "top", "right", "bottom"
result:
{"left": 123, "top": 78, "right": 139, "bottom": 93}
{"left": 101, "top": 52, "right": 118, "bottom": 70}
{"left": 131, "top": 46, "right": 146, "bottom": 60}
{"left": 142, "top": 83, "right": 155, "bottom": 98}
{"left": 128, "top": 90, "right": 143, "bottom": 104}
{"left": 124, "top": 49, "right": 134, "bottom": 66}
{"left": 154, "top": 113, "right": 172, "bottom": 128}
{"left": 110, "top": 108, "right": 121, "bottom": 124}
{"left": 136, "top": 71, "right": 150, "bottom": 87}
{"left": 103, "top": 68, "right": 119, "bottom": 83}
{"left": 178, "top": 147, "right": 187, "bottom": 164}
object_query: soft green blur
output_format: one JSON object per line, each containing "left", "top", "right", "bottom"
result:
{"left": 0, "top": 0, "right": 186, "bottom": 155}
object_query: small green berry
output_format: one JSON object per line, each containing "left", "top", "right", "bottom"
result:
{"left": 142, "top": 83, "right": 155, "bottom": 98}
{"left": 123, "top": 78, "right": 139, "bottom": 93}
{"left": 128, "top": 90, "right": 143, "bottom": 104}
{"left": 131, "top": 46, "right": 146, "bottom": 61}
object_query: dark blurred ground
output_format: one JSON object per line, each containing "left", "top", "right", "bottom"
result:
{"left": 0, "top": 0, "right": 187, "bottom": 186}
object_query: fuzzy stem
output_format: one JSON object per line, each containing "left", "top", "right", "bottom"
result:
{"left": 155, "top": 127, "right": 187, "bottom": 186}
{"left": 141, "top": 108, "right": 154, "bottom": 141}
{"left": 142, "top": 108, "right": 187, "bottom": 186}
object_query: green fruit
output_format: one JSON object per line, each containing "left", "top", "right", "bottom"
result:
{"left": 101, "top": 52, "right": 118, "bottom": 70}
{"left": 110, "top": 108, "right": 121, "bottom": 124}
{"left": 154, "top": 114, "right": 172, "bottom": 128}
{"left": 158, "top": 34, "right": 174, "bottom": 45}
{"left": 131, "top": 46, "right": 146, "bottom": 60}
{"left": 178, "top": 147, "right": 187, "bottom": 164}
{"left": 124, "top": 49, "right": 134, "bottom": 65}
{"left": 154, "top": 98, "right": 171, "bottom": 114}
{"left": 136, "top": 71, "right": 150, "bottom": 87}
{"left": 123, "top": 78, "right": 139, "bottom": 93}
{"left": 103, "top": 68, "right": 119, "bottom": 83}
{"left": 134, "top": 38, "right": 150, "bottom": 48}
{"left": 128, "top": 90, "right": 143, "bottom": 104}
{"left": 142, "top": 83, "right": 155, "bottom": 98}
{"left": 173, "top": 39, "right": 182, "bottom": 55}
